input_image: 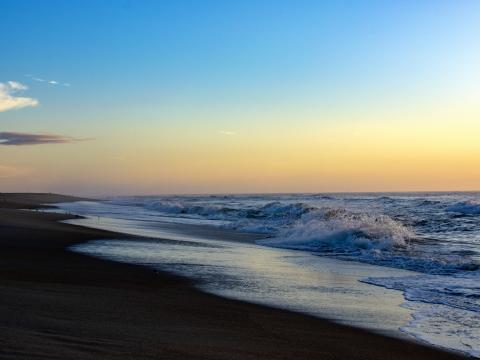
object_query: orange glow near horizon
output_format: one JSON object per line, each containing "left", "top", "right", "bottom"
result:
{"left": 1, "top": 102, "right": 479, "bottom": 196}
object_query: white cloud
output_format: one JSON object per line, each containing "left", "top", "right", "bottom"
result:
{"left": 219, "top": 130, "right": 236, "bottom": 135}
{"left": 26, "top": 74, "right": 70, "bottom": 87}
{"left": 7, "top": 81, "right": 28, "bottom": 91}
{"left": 0, "top": 81, "right": 39, "bottom": 112}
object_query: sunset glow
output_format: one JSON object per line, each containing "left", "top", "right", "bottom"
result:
{"left": 1, "top": 1, "right": 479, "bottom": 195}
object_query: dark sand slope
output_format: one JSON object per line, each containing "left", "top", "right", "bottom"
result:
{"left": 0, "top": 192, "right": 90, "bottom": 209}
{"left": 0, "top": 194, "right": 467, "bottom": 359}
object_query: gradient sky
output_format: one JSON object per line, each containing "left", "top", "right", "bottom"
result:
{"left": 1, "top": 0, "right": 479, "bottom": 195}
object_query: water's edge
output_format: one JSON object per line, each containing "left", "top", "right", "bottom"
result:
{"left": 49, "top": 198, "right": 478, "bottom": 358}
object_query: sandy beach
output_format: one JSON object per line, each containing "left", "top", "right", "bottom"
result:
{"left": 0, "top": 193, "right": 467, "bottom": 359}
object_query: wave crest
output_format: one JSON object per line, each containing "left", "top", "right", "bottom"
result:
{"left": 259, "top": 208, "right": 414, "bottom": 253}
{"left": 447, "top": 201, "right": 480, "bottom": 215}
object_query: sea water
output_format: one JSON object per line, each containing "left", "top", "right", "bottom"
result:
{"left": 58, "top": 192, "right": 480, "bottom": 357}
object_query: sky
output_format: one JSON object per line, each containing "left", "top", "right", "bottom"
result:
{"left": 1, "top": 0, "right": 479, "bottom": 196}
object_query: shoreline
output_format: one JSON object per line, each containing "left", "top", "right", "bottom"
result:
{"left": 0, "top": 193, "right": 468, "bottom": 359}
{"left": 64, "top": 213, "right": 416, "bottom": 340}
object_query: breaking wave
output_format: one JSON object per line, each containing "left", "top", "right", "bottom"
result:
{"left": 258, "top": 208, "right": 412, "bottom": 252}
{"left": 106, "top": 196, "right": 480, "bottom": 275}
{"left": 257, "top": 208, "right": 478, "bottom": 274}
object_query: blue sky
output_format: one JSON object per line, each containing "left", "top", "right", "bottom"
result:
{"left": 2, "top": 1, "right": 478, "bottom": 124}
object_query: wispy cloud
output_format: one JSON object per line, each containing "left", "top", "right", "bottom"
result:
{"left": 219, "top": 130, "right": 236, "bottom": 135}
{"left": 0, "top": 131, "right": 86, "bottom": 146}
{"left": 25, "top": 74, "right": 70, "bottom": 87}
{"left": 0, "top": 81, "right": 39, "bottom": 112}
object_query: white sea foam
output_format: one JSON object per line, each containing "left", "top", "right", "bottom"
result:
{"left": 363, "top": 271, "right": 480, "bottom": 313}
{"left": 259, "top": 208, "right": 412, "bottom": 251}
{"left": 363, "top": 271, "right": 480, "bottom": 357}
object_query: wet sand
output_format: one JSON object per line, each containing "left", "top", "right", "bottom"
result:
{"left": 0, "top": 193, "right": 467, "bottom": 359}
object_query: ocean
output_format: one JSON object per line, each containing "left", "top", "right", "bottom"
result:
{"left": 55, "top": 192, "right": 480, "bottom": 357}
